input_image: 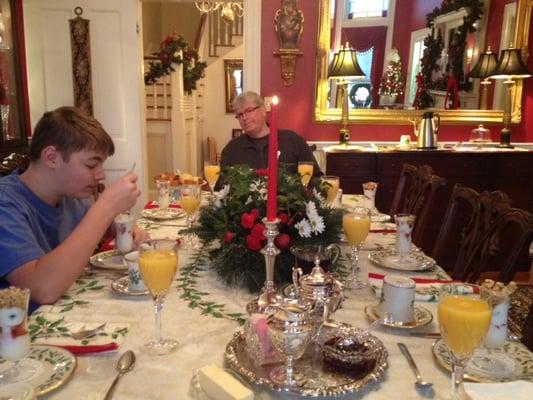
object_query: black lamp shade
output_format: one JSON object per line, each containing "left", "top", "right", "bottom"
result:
{"left": 328, "top": 47, "right": 366, "bottom": 79}
{"left": 491, "top": 48, "right": 532, "bottom": 79}
{"left": 469, "top": 49, "right": 498, "bottom": 79}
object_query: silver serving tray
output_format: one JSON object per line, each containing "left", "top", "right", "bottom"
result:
{"left": 224, "top": 328, "right": 388, "bottom": 397}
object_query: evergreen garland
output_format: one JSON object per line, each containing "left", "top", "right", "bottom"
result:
{"left": 144, "top": 34, "right": 207, "bottom": 95}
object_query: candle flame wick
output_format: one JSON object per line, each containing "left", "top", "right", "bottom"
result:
{"left": 272, "top": 96, "right": 279, "bottom": 105}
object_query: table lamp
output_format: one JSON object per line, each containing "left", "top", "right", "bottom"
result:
{"left": 328, "top": 43, "right": 366, "bottom": 145}
{"left": 468, "top": 47, "right": 498, "bottom": 110}
{"left": 490, "top": 44, "right": 532, "bottom": 148}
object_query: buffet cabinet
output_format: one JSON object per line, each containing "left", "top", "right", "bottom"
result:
{"left": 326, "top": 150, "right": 533, "bottom": 265}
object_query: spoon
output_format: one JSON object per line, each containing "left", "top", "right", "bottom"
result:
{"left": 397, "top": 343, "right": 433, "bottom": 391}
{"left": 104, "top": 350, "right": 136, "bottom": 400}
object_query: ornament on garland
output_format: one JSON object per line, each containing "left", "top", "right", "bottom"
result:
{"left": 144, "top": 34, "right": 207, "bottom": 95}
{"left": 378, "top": 48, "right": 405, "bottom": 106}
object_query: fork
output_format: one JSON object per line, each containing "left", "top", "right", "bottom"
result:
{"left": 71, "top": 323, "right": 107, "bottom": 340}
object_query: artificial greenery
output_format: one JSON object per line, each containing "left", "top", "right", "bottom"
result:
{"left": 190, "top": 165, "right": 344, "bottom": 292}
{"left": 144, "top": 34, "right": 207, "bottom": 95}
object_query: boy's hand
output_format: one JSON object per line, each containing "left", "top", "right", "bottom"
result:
{"left": 99, "top": 172, "right": 141, "bottom": 215}
{"left": 132, "top": 226, "right": 150, "bottom": 248}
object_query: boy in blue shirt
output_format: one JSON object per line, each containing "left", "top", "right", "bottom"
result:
{"left": 0, "top": 106, "right": 142, "bottom": 310}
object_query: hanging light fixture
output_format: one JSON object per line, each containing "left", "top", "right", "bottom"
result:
{"left": 195, "top": 2, "right": 243, "bottom": 24}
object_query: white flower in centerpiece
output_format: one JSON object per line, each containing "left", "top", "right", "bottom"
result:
{"left": 214, "top": 184, "right": 230, "bottom": 208}
{"left": 249, "top": 179, "right": 267, "bottom": 200}
{"left": 312, "top": 188, "right": 325, "bottom": 203}
{"left": 305, "top": 201, "right": 320, "bottom": 220}
{"left": 295, "top": 219, "right": 312, "bottom": 238}
{"left": 309, "top": 214, "right": 325, "bottom": 235}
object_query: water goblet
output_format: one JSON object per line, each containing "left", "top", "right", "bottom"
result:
{"left": 438, "top": 283, "right": 493, "bottom": 400}
{"left": 297, "top": 161, "right": 314, "bottom": 187}
{"left": 323, "top": 175, "right": 340, "bottom": 206}
{"left": 177, "top": 182, "right": 202, "bottom": 249}
{"left": 203, "top": 161, "right": 220, "bottom": 197}
{"left": 138, "top": 239, "right": 180, "bottom": 355}
{"left": 342, "top": 207, "right": 371, "bottom": 290}
{"left": 0, "top": 287, "right": 42, "bottom": 383}
{"left": 394, "top": 213, "right": 416, "bottom": 264}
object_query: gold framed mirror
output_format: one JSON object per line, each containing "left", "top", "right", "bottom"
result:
{"left": 224, "top": 59, "right": 243, "bottom": 113}
{"left": 314, "top": 0, "right": 532, "bottom": 125}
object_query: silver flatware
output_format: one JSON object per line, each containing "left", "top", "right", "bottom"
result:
{"left": 397, "top": 342, "right": 433, "bottom": 390}
{"left": 71, "top": 322, "right": 107, "bottom": 340}
{"left": 104, "top": 350, "right": 135, "bottom": 400}
{"left": 409, "top": 332, "right": 441, "bottom": 339}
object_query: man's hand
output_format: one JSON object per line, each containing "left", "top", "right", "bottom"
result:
{"left": 133, "top": 225, "right": 150, "bottom": 248}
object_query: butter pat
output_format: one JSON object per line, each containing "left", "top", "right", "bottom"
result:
{"left": 198, "top": 364, "right": 254, "bottom": 400}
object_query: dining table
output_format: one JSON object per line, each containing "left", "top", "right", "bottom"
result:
{"left": 27, "top": 198, "right": 531, "bottom": 400}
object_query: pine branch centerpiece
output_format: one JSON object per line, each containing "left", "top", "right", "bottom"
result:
{"left": 191, "top": 165, "right": 344, "bottom": 292}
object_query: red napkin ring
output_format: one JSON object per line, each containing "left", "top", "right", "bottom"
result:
{"left": 60, "top": 343, "right": 119, "bottom": 355}
{"left": 144, "top": 201, "right": 181, "bottom": 209}
{"left": 369, "top": 229, "right": 396, "bottom": 234}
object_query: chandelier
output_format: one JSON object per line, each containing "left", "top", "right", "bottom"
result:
{"left": 194, "top": 2, "right": 244, "bottom": 23}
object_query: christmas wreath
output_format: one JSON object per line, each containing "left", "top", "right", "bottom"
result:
{"left": 144, "top": 34, "right": 207, "bottom": 95}
{"left": 190, "top": 165, "right": 344, "bottom": 292}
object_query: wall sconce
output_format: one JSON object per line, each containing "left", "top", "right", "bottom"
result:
{"left": 328, "top": 44, "right": 366, "bottom": 145}
{"left": 490, "top": 44, "right": 531, "bottom": 148}
{"left": 468, "top": 46, "right": 498, "bottom": 110}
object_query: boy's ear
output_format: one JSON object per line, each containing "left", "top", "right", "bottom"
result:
{"left": 40, "top": 146, "right": 61, "bottom": 168}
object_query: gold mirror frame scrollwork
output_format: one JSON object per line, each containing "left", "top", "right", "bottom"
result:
{"left": 314, "top": 0, "right": 532, "bottom": 125}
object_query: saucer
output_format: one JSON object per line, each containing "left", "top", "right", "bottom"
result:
{"left": 364, "top": 303, "right": 433, "bottom": 329}
{"left": 432, "top": 338, "right": 533, "bottom": 382}
{"left": 371, "top": 212, "right": 391, "bottom": 222}
{"left": 90, "top": 250, "right": 126, "bottom": 270}
{"left": 111, "top": 276, "right": 149, "bottom": 296}
{"left": 368, "top": 249, "right": 436, "bottom": 271}
{"left": 140, "top": 208, "right": 186, "bottom": 220}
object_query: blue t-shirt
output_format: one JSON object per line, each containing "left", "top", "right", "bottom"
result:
{"left": 0, "top": 170, "right": 89, "bottom": 312}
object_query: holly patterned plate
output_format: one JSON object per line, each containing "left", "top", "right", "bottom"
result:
{"left": 90, "top": 250, "right": 126, "bottom": 270}
{"left": 0, "top": 345, "right": 77, "bottom": 397}
{"left": 368, "top": 249, "right": 436, "bottom": 271}
{"left": 111, "top": 276, "right": 149, "bottom": 296}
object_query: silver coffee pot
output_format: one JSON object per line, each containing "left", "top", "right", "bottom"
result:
{"left": 414, "top": 111, "right": 440, "bottom": 149}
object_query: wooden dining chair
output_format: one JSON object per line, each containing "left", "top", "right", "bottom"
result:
{"left": 0, "top": 152, "right": 30, "bottom": 176}
{"left": 522, "top": 301, "right": 533, "bottom": 351}
{"left": 388, "top": 163, "right": 447, "bottom": 246}
{"left": 432, "top": 184, "right": 533, "bottom": 283}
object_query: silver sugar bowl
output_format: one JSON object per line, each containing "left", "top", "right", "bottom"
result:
{"left": 267, "top": 303, "right": 313, "bottom": 387}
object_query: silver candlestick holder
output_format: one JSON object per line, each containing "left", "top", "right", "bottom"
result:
{"left": 257, "top": 217, "right": 283, "bottom": 312}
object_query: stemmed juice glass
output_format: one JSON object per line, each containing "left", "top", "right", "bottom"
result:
{"left": 0, "top": 287, "right": 41, "bottom": 383}
{"left": 177, "top": 183, "right": 202, "bottom": 249}
{"left": 342, "top": 207, "right": 371, "bottom": 290}
{"left": 155, "top": 177, "right": 171, "bottom": 215}
{"left": 139, "top": 239, "right": 179, "bottom": 355}
{"left": 323, "top": 175, "right": 340, "bottom": 206}
{"left": 438, "top": 284, "right": 493, "bottom": 399}
{"left": 203, "top": 161, "right": 220, "bottom": 197}
{"left": 298, "top": 161, "right": 314, "bottom": 187}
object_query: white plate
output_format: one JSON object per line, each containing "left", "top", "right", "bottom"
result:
{"left": 111, "top": 276, "right": 149, "bottom": 296}
{"left": 364, "top": 303, "right": 433, "bottom": 329}
{"left": 0, "top": 383, "right": 34, "bottom": 400}
{"left": 368, "top": 249, "right": 436, "bottom": 271}
{"left": 0, "top": 345, "right": 77, "bottom": 397}
{"left": 141, "top": 208, "right": 186, "bottom": 220}
{"left": 371, "top": 212, "right": 391, "bottom": 222}
{"left": 89, "top": 250, "right": 126, "bottom": 270}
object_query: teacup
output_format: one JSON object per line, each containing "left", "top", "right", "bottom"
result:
{"left": 379, "top": 275, "right": 415, "bottom": 323}
{"left": 114, "top": 213, "right": 134, "bottom": 254}
{"left": 399, "top": 135, "right": 412, "bottom": 149}
{"left": 124, "top": 251, "right": 147, "bottom": 292}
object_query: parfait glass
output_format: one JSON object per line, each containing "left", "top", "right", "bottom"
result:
{"left": 155, "top": 177, "right": 171, "bottom": 216}
{"left": 394, "top": 213, "right": 416, "bottom": 264}
{"left": 177, "top": 182, "right": 202, "bottom": 249}
{"left": 323, "top": 175, "right": 340, "bottom": 206}
{"left": 438, "top": 283, "right": 493, "bottom": 400}
{"left": 203, "top": 161, "right": 220, "bottom": 197}
{"left": 138, "top": 239, "right": 179, "bottom": 355}
{"left": 0, "top": 287, "right": 42, "bottom": 383}
{"left": 298, "top": 161, "right": 314, "bottom": 187}
{"left": 342, "top": 207, "right": 371, "bottom": 290}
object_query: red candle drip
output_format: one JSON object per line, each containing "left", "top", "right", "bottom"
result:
{"left": 266, "top": 97, "right": 279, "bottom": 221}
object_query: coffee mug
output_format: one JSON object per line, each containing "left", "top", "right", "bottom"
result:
{"left": 379, "top": 275, "right": 415, "bottom": 323}
{"left": 124, "top": 251, "right": 147, "bottom": 292}
{"left": 114, "top": 213, "right": 134, "bottom": 254}
{"left": 399, "top": 135, "right": 412, "bottom": 149}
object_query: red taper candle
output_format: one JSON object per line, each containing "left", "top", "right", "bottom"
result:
{"left": 266, "top": 96, "right": 279, "bottom": 221}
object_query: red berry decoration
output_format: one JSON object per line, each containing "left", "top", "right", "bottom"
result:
{"left": 274, "top": 233, "right": 292, "bottom": 250}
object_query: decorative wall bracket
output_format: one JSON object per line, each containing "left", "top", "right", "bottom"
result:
{"left": 273, "top": 0, "right": 304, "bottom": 86}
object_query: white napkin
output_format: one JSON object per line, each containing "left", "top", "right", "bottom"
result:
{"left": 464, "top": 380, "right": 533, "bottom": 400}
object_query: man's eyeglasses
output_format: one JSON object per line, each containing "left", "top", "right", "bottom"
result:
{"left": 234, "top": 105, "right": 261, "bottom": 120}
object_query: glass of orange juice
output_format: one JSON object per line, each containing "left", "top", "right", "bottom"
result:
{"left": 298, "top": 161, "right": 314, "bottom": 187}
{"left": 438, "top": 284, "right": 493, "bottom": 399}
{"left": 139, "top": 239, "right": 179, "bottom": 355}
{"left": 342, "top": 207, "right": 371, "bottom": 290}
{"left": 203, "top": 161, "right": 221, "bottom": 196}
{"left": 177, "top": 183, "right": 202, "bottom": 249}
{"left": 323, "top": 176, "right": 340, "bottom": 206}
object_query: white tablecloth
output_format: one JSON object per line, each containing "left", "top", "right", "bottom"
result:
{"left": 30, "top": 209, "right": 466, "bottom": 400}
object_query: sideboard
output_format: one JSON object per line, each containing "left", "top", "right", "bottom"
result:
{"left": 326, "top": 149, "right": 533, "bottom": 269}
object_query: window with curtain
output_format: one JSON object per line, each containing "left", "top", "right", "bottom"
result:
{"left": 348, "top": 48, "right": 374, "bottom": 108}
{"left": 347, "top": 0, "right": 389, "bottom": 19}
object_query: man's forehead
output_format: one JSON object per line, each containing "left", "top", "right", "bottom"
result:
{"left": 235, "top": 101, "right": 259, "bottom": 111}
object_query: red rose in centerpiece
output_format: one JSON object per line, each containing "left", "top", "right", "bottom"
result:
{"left": 274, "top": 233, "right": 292, "bottom": 250}
{"left": 278, "top": 212, "right": 289, "bottom": 225}
{"left": 251, "top": 223, "right": 266, "bottom": 241}
{"left": 223, "top": 232, "right": 234, "bottom": 243}
{"left": 241, "top": 212, "right": 256, "bottom": 229}
{"left": 246, "top": 234, "right": 263, "bottom": 251}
